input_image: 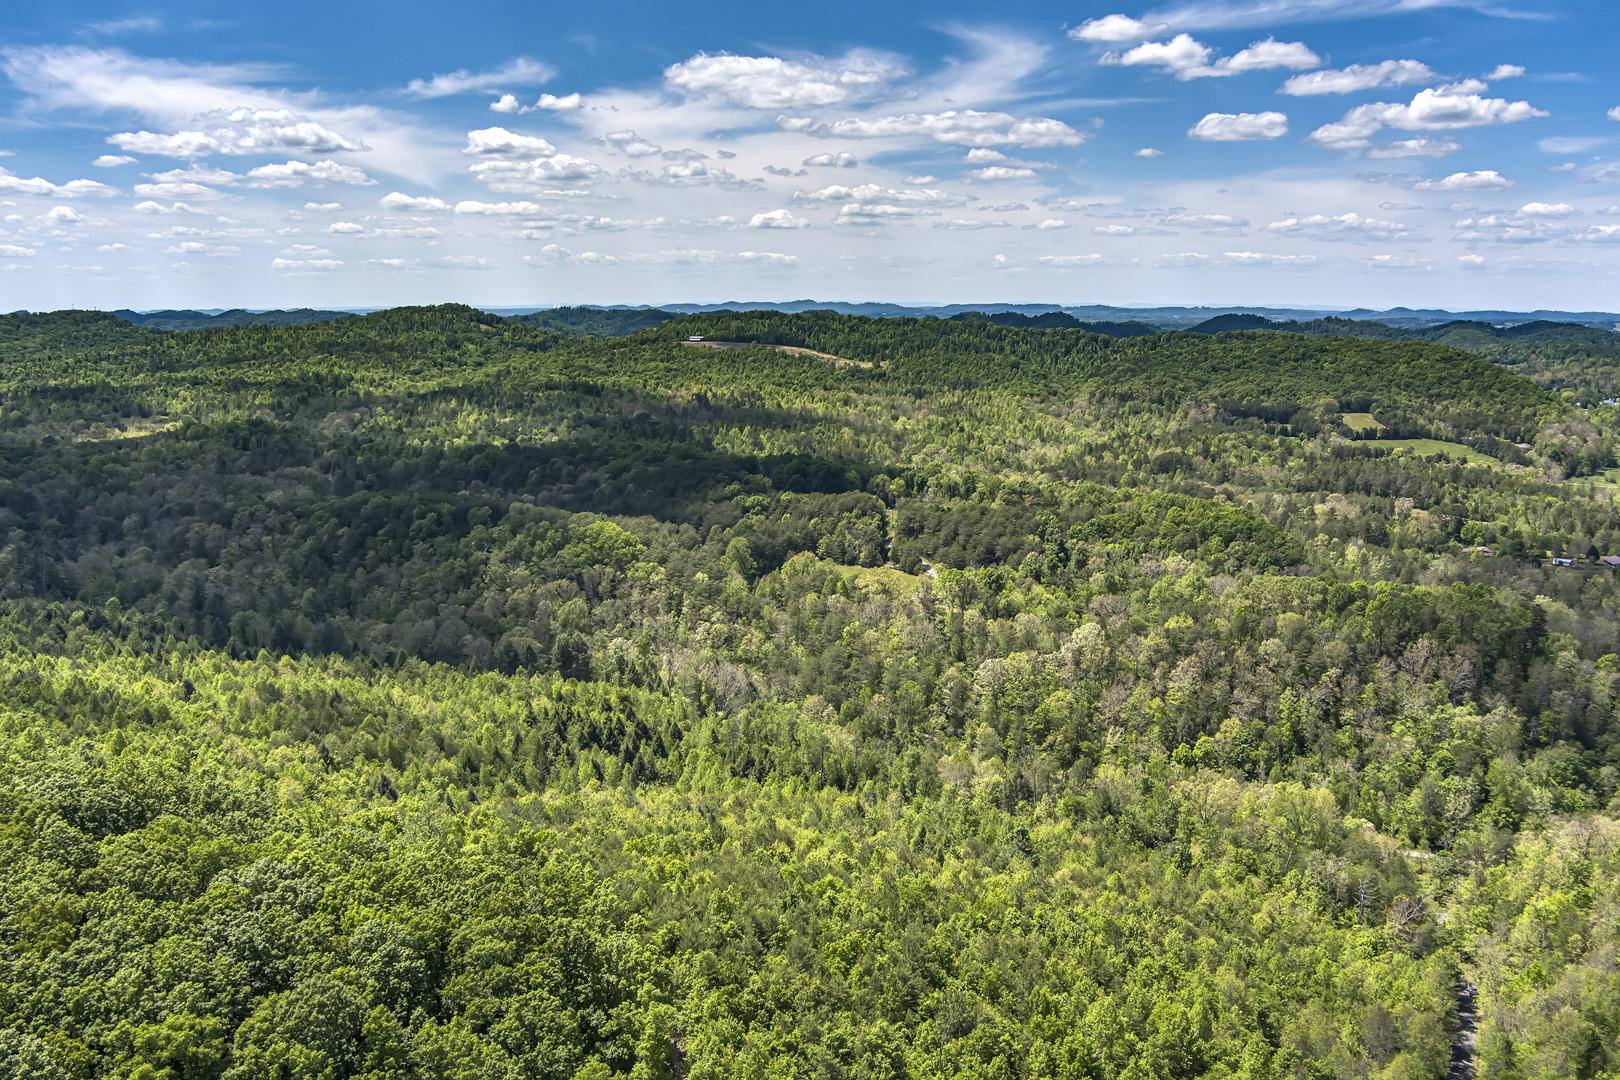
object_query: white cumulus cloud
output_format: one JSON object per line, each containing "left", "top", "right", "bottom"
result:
{"left": 110, "top": 107, "right": 365, "bottom": 158}
{"left": 245, "top": 159, "right": 375, "bottom": 187}
{"left": 1311, "top": 85, "right": 1548, "bottom": 151}
{"left": 1108, "top": 34, "right": 1213, "bottom": 77}
{"left": 1214, "top": 38, "right": 1320, "bottom": 74}
{"left": 454, "top": 200, "right": 545, "bottom": 215}
{"left": 380, "top": 192, "right": 451, "bottom": 212}
{"left": 0, "top": 167, "right": 115, "bottom": 198}
{"left": 1265, "top": 211, "right": 1410, "bottom": 237}
{"left": 803, "top": 110, "right": 1087, "bottom": 148}
{"left": 532, "top": 93, "right": 582, "bottom": 111}
{"left": 796, "top": 183, "right": 959, "bottom": 204}
{"left": 802, "top": 152, "right": 859, "bottom": 168}
{"left": 664, "top": 51, "right": 903, "bottom": 109}
{"left": 463, "top": 127, "right": 601, "bottom": 189}
{"left": 1106, "top": 34, "right": 1317, "bottom": 79}
{"left": 1188, "top": 111, "right": 1288, "bottom": 140}
{"left": 969, "top": 166, "right": 1038, "bottom": 180}
{"left": 133, "top": 199, "right": 205, "bottom": 215}
{"left": 1224, "top": 250, "right": 1318, "bottom": 265}
{"left": 1415, "top": 169, "right": 1513, "bottom": 190}
{"left": 1068, "top": 14, "right": 1158, "bottom": 42}
{"left": 602, "top": 130, "right": 662, "bottom": 158}
{"left": 464, "top": 127, "right": 558, "bottom": 158}
{"left": 749, "top": 209, "right": 809, "bottom": 228}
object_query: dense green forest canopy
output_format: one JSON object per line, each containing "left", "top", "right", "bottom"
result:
{"left": 111, "top": 308, "right": 354, "bottom": 332}
{"left": 1179, "top": 314, "right": 1620, "bottom": 404}
{"left": 510, "top": 306, "right": 680, "bottom": 337}
{"left": 2, "top": 304, "right": 1619, "bottom": 1080}
{"left": 660, "top": 310, "right": 1566, "bottom": 447}
{"left": 79, "top": 301, "right": 1620, "bottom": 406}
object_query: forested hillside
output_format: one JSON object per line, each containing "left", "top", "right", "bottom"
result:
{"left": 510, "top": 306, "right": 680, "bottom": 337}
{"left": 1187, "top": 314, "right": 1620, "bottom": 404}
{"left": 663, "top": 310, "right": 1567, "bottom": 448}
{"left": 87, "top": 302, "right": 1620, "bottom": 404}
{"left": 2, "top": 306, "right": 1618, "bottom": 1080}
{"left": 111, "top": 308, "right": 354, "bottom": 332}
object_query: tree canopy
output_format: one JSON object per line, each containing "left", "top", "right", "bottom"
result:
{"left": 1, "top": 305, "right": 1617, "bottom": 1079}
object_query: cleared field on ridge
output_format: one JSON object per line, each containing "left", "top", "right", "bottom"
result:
{"left": 680, "top": 338, "right": 878, "bottom": 369}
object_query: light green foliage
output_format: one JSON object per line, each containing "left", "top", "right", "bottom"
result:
{"left": 1342, "top": 411, "right": 1385, "bottom": 434}
{"left": 1376, "top": 439, "right": 1503, "bottom": 467}
{"left": 0, "top": 306, "right": 1617, "bottom": 1078}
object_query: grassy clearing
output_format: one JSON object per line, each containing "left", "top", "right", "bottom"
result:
{"left": 1341, "top": 411, "right": 1383, "bottom": 434}
{"left": 1376, "top": 438, "right": 1500, "bottom": 466}
{"left": 845, "top": 563, "right": 928, "bottom": 598}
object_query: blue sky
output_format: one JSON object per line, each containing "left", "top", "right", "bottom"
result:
{"left": 2, "top": 0, "right": 1618, "bottom": 311}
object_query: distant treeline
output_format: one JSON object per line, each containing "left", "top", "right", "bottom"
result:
{"left": 111, "top": 308, "right": 354, "bottom": 331}
{"left": 1183, "top": 314, "right": 1620, "bottom": 402}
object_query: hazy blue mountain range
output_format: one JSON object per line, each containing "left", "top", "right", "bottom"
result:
{"left": 9, "top": 302, "right": 1616, "bottom": 335}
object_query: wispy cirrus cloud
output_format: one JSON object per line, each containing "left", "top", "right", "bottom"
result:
{"left": 1, "top": 46, "right": 450, "bottom": 183}
{"left": 1071, "top": 1, "right": 1544, "bottom": 43}
{"left": 1136, "top": 0, "right": 1549, "bottom": 32}
{"left": 783, "top": 110, "right": 1088, "bottom": 148}
{"left": 404, "top": 57, "right": 555, "bottom": 99}
{"left": 1281, "top": 60, "right": 1435, "bottom": 96}
{"left": 80, "top": 16, "right": 165, "bottom": 37}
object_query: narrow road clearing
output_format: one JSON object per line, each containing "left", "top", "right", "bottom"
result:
{"left": 680, "top": 339, "right": 879, "bottom": 369}
{"left": 1449, "top": 973, "right": 1479, "bottom": 1080}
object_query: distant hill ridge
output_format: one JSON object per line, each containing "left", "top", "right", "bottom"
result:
{"left": 48, "top": 301, "right": 1619, "bottom": 334}
{"left": 111, "top": 308, "right": 352, "bottom": 331}
{"left": 654, "top": 307, "right": 1556, "bottom": 443}
{"left": 17, "top": 304, "right": 1618, "bottom": 403}
{"left": 641, "top": 300, "right": 1620, "bottom": 329}
{"left": 1, "top": 304, "right": 1560, "bottom": 445}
